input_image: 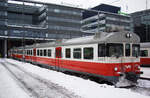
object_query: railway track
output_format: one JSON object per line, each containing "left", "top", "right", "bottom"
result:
{"left": 0, "top": 61, "right": 81, "bottom": 98}
{"left": 126, "top": 78, "right": 150, "bottom": 96}
{"left": 130, "top": 85, "right": 150, "bottom": 96}
{"left": 1, "top": 59, "right": 150, "bottom": 97}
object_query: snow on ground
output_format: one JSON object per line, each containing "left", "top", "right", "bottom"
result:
{"left": 141, "top": 67, "right": 150, "bottom": 78}
{"left": 138, "top": 79, "right": 150, "bottom": 88}
{"left": 1, "top": 58, "right": 149, "bottom": 98}
{"left": 0, "top": 59, "right": 32, "bottom": 98}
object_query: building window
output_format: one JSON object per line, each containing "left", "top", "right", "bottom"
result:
{"left": 84, "top": 47, "right": 93, "bottom": 59}
{"left": 48, "top": 49, "right": 51, "bottom": 57}
{"left": 65, "top": 48, "right": 71, "bottom": 58}
{"left": 73, "top": 48, "right": 81, "bottom": 59}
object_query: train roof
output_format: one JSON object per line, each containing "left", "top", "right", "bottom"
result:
{"left": 13, "top": 31, "right": 140, "bottom": 49}
{"left": 140, "top": 42, "right": 150, "bottom": 48}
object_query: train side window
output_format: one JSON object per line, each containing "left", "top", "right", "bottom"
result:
{"left": 98, "top": 44, "right": 106, "bottom": 57}
{"left": 30, "top": 50, "right": 31, "bottom": 55}
{"left": 73, "top": 48, "right": 81, "bottom": 59}
{"left": 29, "top": 50, "right": 31, "bottom": 55}
{"left": 48, "top": 49, "right": 51, "bottom": 57}
{"left": 27, "top": 50, "right": 29, "bottom": 55}
{"left": 125, "top": 44, "right": 130, "bottom": 56}
{"left": 40, "top": 50, "right": 43, "bottom": 56}
{"left": 31, "top": 50, "right": 32, "bottom": 55}
{"left": 84, "top": 47, "right": 93, "bottom": 59}
{"left": 44, "top": 49, "right": 47, "bottom": 56}
{"left": 37, "top": 49, "right": 39, "bottom": 56}
{"left": 65, "top": 48, "right": 71, "bottom": 58}
{"left": 140, "top": 50, "right": 148, "bottom": 57}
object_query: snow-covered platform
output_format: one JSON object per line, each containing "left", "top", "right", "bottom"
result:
{"left": 141, "top": 67, "right": 150, "bottom": 79}
{"left": 0, "top": 58, "right": 150, "bottom": 98}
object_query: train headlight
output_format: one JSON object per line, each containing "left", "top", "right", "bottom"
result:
{"left": 126, "top": 33, "right": 132, "bottom": 38}
{"left": 114, "top": 67, "right": 118, "bottom": 71}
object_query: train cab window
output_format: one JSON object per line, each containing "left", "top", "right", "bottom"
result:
{"left": 73, "top": 48, "right": 81, "bottom": 59}
{"left": 132, "top": 44, "right": 140, "bottom": 57}
{"left": 37, "top": 49, "right": 39, "bottom": 56}
{"left": 44, "top": 49, "right": 47, "bottom": 56}
{"left": 125, "top": 44, "right": 130, "bottom": 56}
{"left": 65, "top": 48, "right": 71, "bottom": 58}
{"left": 107, "top": 43, "right": 123, "bottom": 57}
{"left": 98, "top": 44, "right": 106, "bottom": 57}
{"left": 84, "top": 47, "right": 93, "bottom": 59}
{"left": 48, "top": 49, "right": 51, "bottom": 57}
{"left": 140, "top": 50, "right": 148, "bottom": 57}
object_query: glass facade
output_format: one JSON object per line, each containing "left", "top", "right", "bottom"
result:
{"left": 0, "top": 0, "right": 83, "bottom": 40}
{"left": 131, "top": 10, "right": 150, "bottom": 42}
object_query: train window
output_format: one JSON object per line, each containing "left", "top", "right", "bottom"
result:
{"left": 65, "top": 48, "right": 71, "bottom": 58}
{"left": 107, "top": 43, "right": 123, "bottom": 57}
{"left": 84, "top": 47, "right": 93, "bottom": 59}
{"left": 140, "top": 50, "right": 148, "bottom": 57}
{"left": 29, "top": 50, "right": 30, "bottom": 55}
{"left": 125, "top": 44, "right": 130, "bottom": 56}
{"left": 44, "top": 49, "right": 47, "bottom": 56}
{"left": 30, "top": 50, "right": 32, "bottom": 55}
{"left": 48, "top": 49, "right": 51, "bottom": 57}
{"left": 40, "top": 50, "right": 43, "bottom": 56}
{"left": 37, "top": 49, "right": 39, "bottom": 56}
{"left": 27, "top": 50, "right": 29, "bottom": 55}
{"left": 73, "top": 48, "right": 81, "bottom": 59}
{"left": 132, "top": 44, "right": 140, "bottom": 57}
{"left": 98, "top": 44, "right": 106, "bottom": 57}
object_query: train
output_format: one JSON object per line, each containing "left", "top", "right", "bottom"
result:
{"left": 8, "top": 31, "right": 143, "bottom": 87}
{"left": 140, "top": 42, "right": 150, "bottom": 67}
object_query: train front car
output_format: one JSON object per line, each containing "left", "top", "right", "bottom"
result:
{"left": 8, "top": 31, "right": 143, "bottom": 87}
{"left": 98, "top": 31, "right": 142, "bottom": 87}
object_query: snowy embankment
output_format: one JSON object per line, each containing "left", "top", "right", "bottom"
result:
{"left": 2, "top": 59, "right": 150, "bottom": 98}
{"left": 0, "top": 59, "right": 32, "bottom": 98}
{"left": 141, "top": 67, "right": 150, "bottom": 79}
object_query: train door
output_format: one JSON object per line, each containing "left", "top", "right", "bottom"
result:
{"left": 131, "top": 44, "right": 140, "bottom": 71}
{"left": 55, "top": 47, "right": 62, "bottom": 71}
{"left": 33, "top": 48, "right": 36, "bottom": 62}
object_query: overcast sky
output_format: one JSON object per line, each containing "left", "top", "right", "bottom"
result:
{"left": 35, "top": 0, "right": 150, "bottom": 13}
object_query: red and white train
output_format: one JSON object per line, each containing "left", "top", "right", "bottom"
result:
{"left": 140, "top": 42, "right": 150, "bottom": 67}
{"left": 9, "top": 31, "right": 143, "bottom": 86}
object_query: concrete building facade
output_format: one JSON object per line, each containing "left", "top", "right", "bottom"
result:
{"left": 82, "top": 4, "right": 132, "bottom": 34}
